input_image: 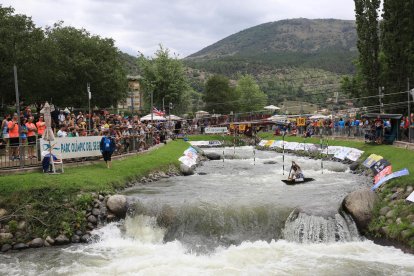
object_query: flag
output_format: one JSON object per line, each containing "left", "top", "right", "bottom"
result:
{"left": 152, "top": 107, "right": 165, "bottom": 116}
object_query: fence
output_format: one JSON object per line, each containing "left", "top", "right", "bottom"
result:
{"left": 0, "top": 133, "right": 161, "bottom": 170}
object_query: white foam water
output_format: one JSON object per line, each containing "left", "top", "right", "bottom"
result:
{"left": 2, "top": 217, "right": 414, "bottom": 276}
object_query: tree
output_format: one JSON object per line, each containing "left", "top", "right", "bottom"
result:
{"left": 43, "top": 23, "right": 127, "bottom": 108}
{"left": 204, "top": 75, "right": 238, "bottom": 114}
{"left": 0, "top": 6, "right": 127, "bottom": 110}
{"left": 381, "top": 0, "right": 414, "bottom": 112}
{"left": 353, "top": 0, "right": 381, "bottom": 107}
{"left": 0, "top": 5, "right": 44, "bottom": 108}
{"left": 137, "top": 45, "right": 192, "bottom": 114}
{"left": 236, "top": 75, "right": 267, "bottom": 112}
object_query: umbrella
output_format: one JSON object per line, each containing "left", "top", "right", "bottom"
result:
{"left": 264, "top": 105, "right": 281, "bottom": 110}
{"left": 168, "top": 114, "right": 183, "bottom": 121}
{"left": 140, "top": 113, "right": 167, "bottom": 121}
{"left": 40, "top": 102, "right": 55, "bottom": 141}
{"left": 195, "top": 110, "right": 209, "bottom": 118}
{"left": 267, "top": 115, "right": 288, "bottom": 124}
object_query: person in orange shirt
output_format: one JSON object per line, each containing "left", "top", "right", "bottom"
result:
{"left": 26, "top": 116, "right": 37, "bottom": 158}
{"left": 7, "top": 114, "right": 20, "bottom": 161}
{"left": 36, "top": 116, "right": 46, "bottom": 138}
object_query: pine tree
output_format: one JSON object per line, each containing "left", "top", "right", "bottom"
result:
{"left": 381, "top": 0, "right": 414, "bottom": 113}
{"left": 353, "top": 0, "right": 381, "bottom": 108}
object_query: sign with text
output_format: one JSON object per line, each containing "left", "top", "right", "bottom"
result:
{"left": 205, "top": 127, "right": 228, "bottom": 134}
{"left": 40, "top": 136, "right": 103, "bottom": 159}
{"left": 297, "top": 117, "right": 306, "bottom": 126}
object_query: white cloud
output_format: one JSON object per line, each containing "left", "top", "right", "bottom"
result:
{"left": 1, "top": 0, "right": 355, "bottom": 57}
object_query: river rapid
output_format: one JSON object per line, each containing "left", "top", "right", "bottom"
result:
{"left": 1, "top": 146, "right": 414, "bottom": 275}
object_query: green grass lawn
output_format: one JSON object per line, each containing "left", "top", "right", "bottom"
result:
{"left": 0, "top": 140, "right": 189, "bottom": 196}
{"left": 258, "top": 132, "right": 414, "bottom": 184}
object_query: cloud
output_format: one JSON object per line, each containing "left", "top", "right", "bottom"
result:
{"left": 1, "top": 0, "right": 355, "bottom": 57}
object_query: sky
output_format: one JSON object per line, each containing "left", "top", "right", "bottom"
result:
{"left": 1, "top": 0, "right": 356, "bottom": 57}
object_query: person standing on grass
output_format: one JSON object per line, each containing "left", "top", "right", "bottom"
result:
{"left": 7, "top": 114, "right": 20, "bottom": 161}
{"left": 26, "top": 116, "right": 37, "bottom": 159}
{"left": 100, "top": 130, "right": 115, "bottom": 169}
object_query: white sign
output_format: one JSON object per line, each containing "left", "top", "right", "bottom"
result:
{"left": 205, "top": 127, "right": 228, "bottom": 134}
{"left": 189, "top": 141, "right": 222, "bottom": 147}
{"left": 40, "top": 136, "right": 104, "bottom": 159}
{"left": 406, "top": 191, "right": 414, "bottom": 203}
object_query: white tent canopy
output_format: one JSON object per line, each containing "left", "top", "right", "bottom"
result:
{"left": 309, "top": 114, "right": 329, "bottom": 120}
{"left": 140, "top": 113, "right": 167, "bottom": 121}
{"left": 264, "top": 105, "right": 281, "bottom": 110}
{"left": 167, "top": 114, "right": 182, "bottom": 121}
{"left": 267, "top": 115, "right": 288, "bottom": 123}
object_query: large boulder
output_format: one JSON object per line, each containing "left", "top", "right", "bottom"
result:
{"left": 29, "top": 238, "right": 44, "bottom": 248}
{"left": 349, "top": 162, "right": 360, "bottom": 171}
{"left": 55, "top": 234, "right": 70, "bottom": 245}
{"left": 342, "top": 188, "right": 378, "bottom": 233}
{"left": 205, "top": 152, "right": 222, "bottom": 161}
{"left": 106, "top": 195, "right": 128, "bottom": 218}
{"left": 179, "top": 164, "right": 194, "bottom": 176}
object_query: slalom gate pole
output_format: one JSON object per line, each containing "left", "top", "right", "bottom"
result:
{"left": 222, "top": 133, "right": 225, "bottom": 167}
{"left": 282, "top": 133, "right": 285, "bottom": 175}
{"left": 320, "top": 137, "right": 323, "bottom": 174}
{"left": 233, "top": 129, "right": 236, "bottom": 157}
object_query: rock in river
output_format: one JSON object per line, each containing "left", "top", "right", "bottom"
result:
{"left": 55, "top": 234, "right": 70, "bottom": 245}
{"left": 106, "top": 195, "right": 128, "bottom": 218}
{"left": 205, "top": 152, "right": 221, "bottom": 160}
{"left": 342, "top": 188, "right": 378, "bottom": 233}
{"left": 179, "top": 164, "right": 194, "bottom": 176}
{"left": 29, "top": 238, "right": 44, "bottom": 248}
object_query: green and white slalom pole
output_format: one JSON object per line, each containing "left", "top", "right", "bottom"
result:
{"left": 320, "top": 136, "right": 324, "bottom": 174}
{"left": 282, "top": 132, "right": 285, "bottom": 175}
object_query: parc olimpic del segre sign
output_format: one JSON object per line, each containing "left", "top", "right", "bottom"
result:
{"left": 40, "top": 136, "right": 103, "bottom": 159}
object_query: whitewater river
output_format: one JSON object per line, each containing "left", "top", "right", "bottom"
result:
{"left": 1, "top": 146, "right": 414, "bottom": 275}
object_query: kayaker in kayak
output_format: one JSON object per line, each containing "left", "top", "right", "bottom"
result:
{"left": 288, "top": 161, "right": 304, "bottom": 181}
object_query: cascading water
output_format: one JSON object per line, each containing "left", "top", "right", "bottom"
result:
{"left": 2, "top": 146, "right": 414, "bottom": 275}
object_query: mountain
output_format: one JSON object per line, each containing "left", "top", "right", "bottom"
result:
{"left": 185, "top": 18, "right": 357, "bottom": 75}
{"left": 119, "top": 52, "right": 140, "bottom": 76}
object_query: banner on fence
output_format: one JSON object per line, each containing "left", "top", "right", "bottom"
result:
{"left": 205, "top": 127, "right": 228, "bottom": 134}
{"left": 371, "top": 168, "right": 409, "bottom": 191}
{"left": 40, "top": 136, "right": 103, "bottom": 160}
{"left": 265, "top": 140, "right": 274, "bottom": 147}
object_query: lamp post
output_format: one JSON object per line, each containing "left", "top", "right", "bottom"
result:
{"left": 87, "top": 83, "right": 92, "bottom": 132}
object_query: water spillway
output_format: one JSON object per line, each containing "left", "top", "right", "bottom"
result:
{"left": 2, "top": 146, "right": 414, "bottom": 275}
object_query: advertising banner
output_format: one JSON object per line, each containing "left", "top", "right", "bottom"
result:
{"left": 363, "top": 154, "right": 383, "bottom": 168}
{"left": 205, "top": 127, "right": 228, "bottom": 134}
{"left": 371, "top": 168, "right": 409, "bottom": 191}
{"left": 334, "top": 147, "right": 352, "bottom": 160}
{"left": 189, "top": 141, "right": 222, "bottom": 147}
{"left": 346, "top": 148, "right": 364, "bottom": 162}
{"left": 371, "top": 159, "right": 391, "bottom": 175}
{"left": 374, "top": 165, "right": 392, "bottom": 184}
{"left": 258, "top": 140, "right": 268, "bottom": 147}
{"left": 264, "top": 140, "right": 274, "bottom": 147}
{"left": 40, "top": 136, "right": 103, "bottom": 160}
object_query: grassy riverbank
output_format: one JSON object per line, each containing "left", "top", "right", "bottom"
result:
{"left": 0, "top": 140, "right": 189, "bottom": 195}
{"left": 0, "top": 140, "right": 188, "bottom": 246}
